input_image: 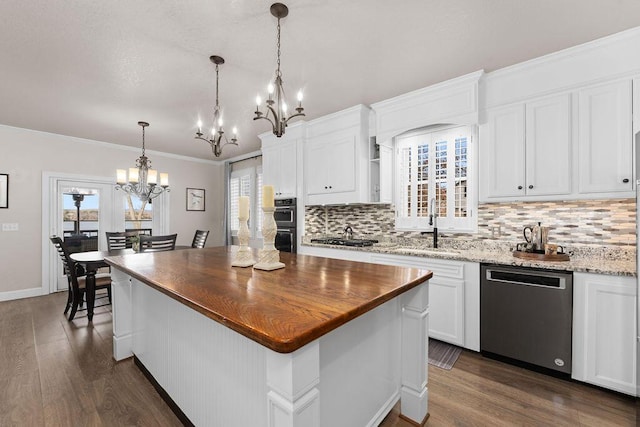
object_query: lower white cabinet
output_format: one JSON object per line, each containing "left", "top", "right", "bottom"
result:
{"left": 370, "top": 254, "right": 479, "bottom": 351}
{"left": 572, "top": 272, "right": 637, "bottom": 395}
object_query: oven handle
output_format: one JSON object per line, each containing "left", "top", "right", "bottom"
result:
{"left": 276, "top": 229, "right": 294, "bottom": 233}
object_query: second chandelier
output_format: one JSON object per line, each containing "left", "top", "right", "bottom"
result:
{"left": 195, "top": 55, "right": 238, "bottom": 157}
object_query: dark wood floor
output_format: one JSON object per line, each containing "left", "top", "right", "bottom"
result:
{"left": 1, "top": 292, "right": 638, "bottom": 426}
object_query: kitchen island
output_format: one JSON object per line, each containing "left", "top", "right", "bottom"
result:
{"left": 105, "top": 246, "right": 432, "bottom": 427}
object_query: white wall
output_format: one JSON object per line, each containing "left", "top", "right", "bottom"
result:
{"left": 0, "top": 124, "right": 224, "bottom": 298}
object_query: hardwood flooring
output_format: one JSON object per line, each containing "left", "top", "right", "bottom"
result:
{"left": 1, "top": 292, "right": 637, "bottom": 426}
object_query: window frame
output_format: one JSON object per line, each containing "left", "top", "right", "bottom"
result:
{"left": 229, "top": 165, "right": 263, "bottom": 239}
{"left": 394, "top": 124, "right": 476, "bottom": 233}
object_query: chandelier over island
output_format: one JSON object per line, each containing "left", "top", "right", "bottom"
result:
{"left": 116, "top": 121, "right": 169, "bottom": 210}
{"left": 253, "top": 3, "right": 305, "bottom": 137}
{"left": 195, "top": 55, "right": 238, "bottom": 157}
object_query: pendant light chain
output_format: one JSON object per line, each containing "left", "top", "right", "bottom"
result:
{"left": 215, "top": 62, "right": 220, "bottom": 108}
{"left": 276, "top": 17, "right": 282, "bottom": 77}
{"left": 141, "top": 124, "right": 146, "bottom": 157}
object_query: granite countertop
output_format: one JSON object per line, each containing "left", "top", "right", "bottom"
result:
{"left": 302, "top": 237, "right": 636, "bottom": 277}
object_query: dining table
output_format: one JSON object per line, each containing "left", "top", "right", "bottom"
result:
{"left": 70, "top": 246, "right": 191, "bottom": 321}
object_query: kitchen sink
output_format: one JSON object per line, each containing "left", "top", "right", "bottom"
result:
{"left": 393, "top": 247, "right": 459, "bottom": 257}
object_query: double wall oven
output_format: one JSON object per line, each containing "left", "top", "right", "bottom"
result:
{"left": 274, "top": 198, "right": 296, "bottom": 253}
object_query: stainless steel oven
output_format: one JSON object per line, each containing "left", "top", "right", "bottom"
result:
{"left": 275, "top": 227, "right": 296, "bottom": 253}
{"left": 274, "top": 198, "right": 297, "bottom": 253}
{"left": 274, "top": 198, "right": 296, "bottom": 227}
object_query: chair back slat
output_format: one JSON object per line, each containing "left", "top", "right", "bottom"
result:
{"left": 106, "top": 231, "right": 140, "bottom": 250}
{"left": 191, "top": 230, "right": 209, "bottom": 248}
{"left": 139, "top": 234, "right": 177, "bottom": 252}
{"left": 50, "top": 236, "right": 81, "bottom": 284}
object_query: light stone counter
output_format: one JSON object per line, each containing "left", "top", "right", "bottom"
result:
{"left": 301, "top": 237, "right": 636, "bottom": 277}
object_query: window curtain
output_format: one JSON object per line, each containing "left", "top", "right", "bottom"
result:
{"left": 223, "top": 161, "right": 231, "bottom": 245}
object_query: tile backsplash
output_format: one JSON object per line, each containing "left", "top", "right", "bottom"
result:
{"left": 304, "top": 198, "right": 636, "bottom": 246}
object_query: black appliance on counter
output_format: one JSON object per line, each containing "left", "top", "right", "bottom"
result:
{"left": 480, "top": 263, "right": 573, "bottom": 375}
{"left": 310, "top": 237, "right": 379, "bottom": 247}
{"left": 274, "top": 198, "right": 296, "bottom": 253}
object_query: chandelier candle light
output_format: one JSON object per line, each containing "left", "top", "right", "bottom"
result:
{"left": 116, "top": 122, "right": 169, "bottom": 220}
{"left": 231, "top": 196, "right": 256, "bottom": 267}
{"left": 195, "top": 55, "right": 238, "bottom": 157}
{"left": 253, "top": 3, "right": 305, "bottom": 137}
{"left": 254, "top": 185, "right": 285, "bottom": 271}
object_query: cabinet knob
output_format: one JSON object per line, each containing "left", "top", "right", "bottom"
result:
{"left": 324, "top": 186, "right": 328, "bottom": 189}
{"left": 517, "top": 185, "right": 523, "bottom": 190}
{"left": 528, "top": 185, "right": 533, "bottom": 189}
{"left": 329, "top": 186, "right": 332, "bottom": 189}
{"left": 623, "top": 178, "right": 630, "bottom": 183}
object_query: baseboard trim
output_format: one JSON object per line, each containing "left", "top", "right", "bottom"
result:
{"left": 0, "top": 287, "right": 44, "bottom": 302}
{"left": 134, "top": 355, "right": 194, "bottom": 427}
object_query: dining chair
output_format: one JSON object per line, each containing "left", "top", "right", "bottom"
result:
{"left": 191, "top": 230, "right": 209, "bottom": 248}
{"left": 106, "top": 231, "right": 140, "bottom": 250}
{"left": 139, "top": 233, "right": 177, "bottom": 252}
{"left": 50, "top": 236, "right": 112, "bottom": 320}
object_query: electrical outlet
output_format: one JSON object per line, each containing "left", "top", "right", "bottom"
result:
{"left": 491, "top": 225, "right": 501, "bottom": 239}
{"left": 2, "top": 223, "right": 19, "bottom": 231}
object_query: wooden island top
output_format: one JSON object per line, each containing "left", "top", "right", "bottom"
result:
{"left": 105, "top": 246, "right": 432, "bottom": 353}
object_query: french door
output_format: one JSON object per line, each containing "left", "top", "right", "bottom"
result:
{"left": 53, "top": 180, "right": 118, "bottom": 292}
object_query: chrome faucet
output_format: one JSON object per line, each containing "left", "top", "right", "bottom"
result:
{"left": 421, "top": 197, "right": 439, "bottom": 248}
{"left": 343, "top": 225, "right": 354, "bottom": 240}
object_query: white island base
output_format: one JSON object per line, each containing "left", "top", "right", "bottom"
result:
{"left": 111, "top": 268, "right": 429, "bottom": 427}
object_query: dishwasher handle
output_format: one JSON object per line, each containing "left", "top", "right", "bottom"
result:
{"left": 486, "top": 268, "right": 567, "bottom": 289}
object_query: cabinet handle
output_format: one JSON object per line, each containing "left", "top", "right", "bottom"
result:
{"left": 623, "top": 178, "right": 630, "bottom": 183}
{"left": 528, "top": 185, "right": 533, "bottom": 189}
{"left": 517, "top": 185, "right": 523, "bottom": 190}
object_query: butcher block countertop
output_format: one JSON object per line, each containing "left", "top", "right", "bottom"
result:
{"left": 105, "top": 246, "right": 432, "bottom": 353}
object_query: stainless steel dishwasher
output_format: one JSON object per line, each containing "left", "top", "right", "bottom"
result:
{"left": 480, "top": 264, "right": 573, "bottom": 374}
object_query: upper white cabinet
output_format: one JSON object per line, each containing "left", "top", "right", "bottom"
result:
{"left": 304, "top": 105, "right": 372, "bottom": 205}
{"left": 482, "top": 94, "right": 571, "bottom": 200}
{"left": 572, "top": 272, "right": 637, "bottom": 395}
{"left": 577, "top": 80, "right": 633, "bottom": 194}
{"left": 260, "top": 123, "right": 304, "bottom": 198}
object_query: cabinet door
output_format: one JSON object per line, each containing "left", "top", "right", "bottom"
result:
{"left": 327, "top": 135, "right": 356, "bottom": 194}
{"left": 262, "top": 141, "right": 297, "bottom": 198}
{"left": 578, "top": 80, "right": 633, "bottom": 193}
{"left": 484, "top": 104, "right": 526, "bottom": 198}
{"left": 572, "top": 272, "right": 636, "bottom": 395}
{"left": 428, "top": 276, "right": 465, "bottom": 346}
{"left": 525, "top": 94, "right": 571, "bottom": 196}
{"left": 305, "top": 139, "right": 329, "bottom": 195}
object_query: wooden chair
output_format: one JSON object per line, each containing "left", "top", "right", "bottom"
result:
{"left": 139, "top": 234, "right": 177, "bottom": 252}
{"left": 50, "top": 236, "right": 112, "bottom": 321}
{"left": 191, "top": 230, "right": 209, "bottom": 248}
{"left": 106, "top": 231, "right": 140, "bottom": 250}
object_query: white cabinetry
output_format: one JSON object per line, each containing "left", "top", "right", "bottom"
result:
{"left": 577, "top": 80, "right": 633, "bottom": 194}
{"left": 572, "top": 272, "right": 637, "bottom": 395}
{"left": 260, "top": 123, "right": 304, "bottom": 198}
{"left": 482, "top": 94, "right": 571, "bottom": 200}
{"left": 370, "top": 253, "right": 479, "bottom": 351}
{"left": 304, "top": 105, "right": 371, "bottom": 205}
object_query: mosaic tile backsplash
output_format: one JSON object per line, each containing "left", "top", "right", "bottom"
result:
{"left": 304, "top": 199, "right": 636, "bottom": 247}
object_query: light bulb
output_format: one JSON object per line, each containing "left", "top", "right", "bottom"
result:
{"left": 218, "top": 117, "right": 223, "bottom": 127}
{"left": 268, "top": 83, "right": 274, "bottom": 94}
{"left": 297, "top": 90, "right": 303, "bottom": 102}
{"left": 282, "top": 102, "right": 288, "bottom": 114}
{"left": 232, "top": 127, "right": 238, "bottom": 135}
{"left": 197, "top": 120, "right": 202, "bottom": 128}
{"left": 256, "top": 95, "right": 262, "bottom": 106}
{"left": 211, "top": 127, "right": 216, "bottom": 136}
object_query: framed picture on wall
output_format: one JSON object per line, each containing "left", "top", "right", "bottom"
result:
{"left": 186, "top": 188, "right": 205, "bottom": 211}
{"left": 0, "top": 174, "right": 8, "bottom": 209}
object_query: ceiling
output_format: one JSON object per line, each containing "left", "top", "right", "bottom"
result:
{"left": 2, "top": 1, "right": 640, "bottom": 161}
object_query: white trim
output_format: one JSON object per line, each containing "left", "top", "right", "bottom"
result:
{"left": 226, "top": 149, "right": 263, "bottom": 164}
{"left": 0, "top": 287, "right": 44, "bottom": 302}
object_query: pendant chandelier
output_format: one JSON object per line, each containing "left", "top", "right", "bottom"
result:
{"left": 115, "top": 121, "right": 169, "bottom": 202}
{"left": 253, "top": 3, "right": 305, "bottom": 137}
{"left": 195, "top": 55, "right": 238, "bottom": 157}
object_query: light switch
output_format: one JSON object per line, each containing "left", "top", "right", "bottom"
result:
{"left": 2, "top": 223, "right": 19, "bottom": 231}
